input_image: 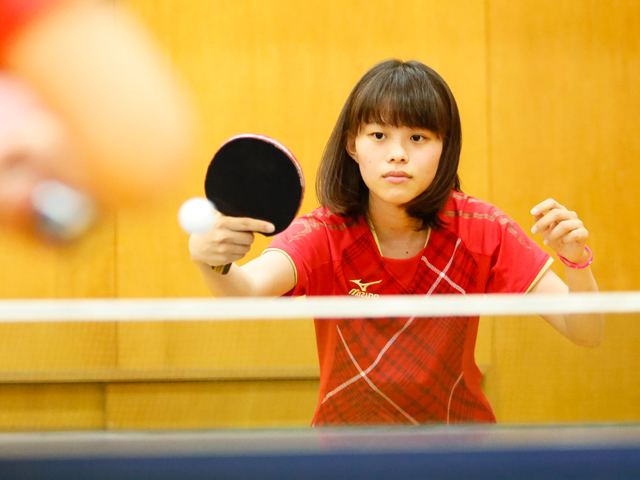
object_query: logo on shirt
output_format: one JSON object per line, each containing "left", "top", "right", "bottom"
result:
{"left": 348, "top": 279, "right": 381, "bottom": 298}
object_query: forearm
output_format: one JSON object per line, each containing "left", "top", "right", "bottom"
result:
{"left": 563, "top": 265, "right": 605, "bottom": 347}
{"left": 534, "top": 266, "right": 604, "bottom": 348}
{"left": 530, "top": 200, "right": 604, "bottom": 347}
{"left": 194, "top": 250, "right": 296, "bottom": 298}
{"left": 196, "top": 262, "right": 264, "bottom": 297}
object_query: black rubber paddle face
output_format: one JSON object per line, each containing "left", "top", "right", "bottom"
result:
{"left": 204, "top": 135, "right": 304, "bottom": 236}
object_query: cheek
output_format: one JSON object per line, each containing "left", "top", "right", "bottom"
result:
{"left": 355, "top": 152, "right": 369, "bottom": 169}
{"left": 356, "top": 160, "right": 369, "bottom": 179}
{"left": 429, "top": 151, "right": 442, "bottom": 171}
{"left": 356, "top": 159, "right": 377, "bottom": 187}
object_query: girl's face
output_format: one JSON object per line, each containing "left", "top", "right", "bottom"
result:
{"left": 347, "top": 123, "right": 443, "bottom": 209}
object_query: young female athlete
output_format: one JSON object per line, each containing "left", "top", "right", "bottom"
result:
{"left": 189, "top": 59, "right": 604, "bottom": 425}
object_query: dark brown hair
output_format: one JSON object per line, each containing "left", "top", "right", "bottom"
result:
{"left": 316, "top": 59, "right": 462, "bottom": 229}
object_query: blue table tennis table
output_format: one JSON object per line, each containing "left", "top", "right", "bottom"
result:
{"left": 1, "top": 424, "right": 639, "bottom": 479}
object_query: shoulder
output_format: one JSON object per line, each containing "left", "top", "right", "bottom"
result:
{"left": 266, "top": 207, "right": 366, "bottom": 292}
{"left": 269, "top": 206, "right": 365, "bottom": 248}
{"left": 284, "top": 207, "right": 364, "bottom": 240}
{"left": 434, "top": 192, "right": 551, "bottom": 294}
{"left": 440, "top": 191, "right": 517, "bottom": 230}
{"left": 441, "top": 191, "right": 504, "bottom": 219}
{"left": 438, "top": 191, "right": 533, "bottom": 253}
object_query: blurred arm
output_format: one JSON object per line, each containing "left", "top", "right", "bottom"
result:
{"left": 3, "top": 0, "right": 198, "bottom": 206}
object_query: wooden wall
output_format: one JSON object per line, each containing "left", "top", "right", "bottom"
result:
{"left": 0, "top": 0, "right": 638, "bottom": 429}
{"left": 485, "top": 0, "right": 640, "bottom": 423}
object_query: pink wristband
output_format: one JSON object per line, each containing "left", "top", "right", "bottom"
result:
{"left": 557, "top": 246, "right": 593, "bottom": 269}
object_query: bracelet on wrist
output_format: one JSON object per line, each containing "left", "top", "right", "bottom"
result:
{"left": 557, "top": 246, "right": 593, "bottom": 269}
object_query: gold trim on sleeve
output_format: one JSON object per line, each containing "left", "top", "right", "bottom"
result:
{"left": 525, "top": 257, "right": 554, "bottom": 293}
{"left": 262, "top": 248, "right": 298, "bottom": 286}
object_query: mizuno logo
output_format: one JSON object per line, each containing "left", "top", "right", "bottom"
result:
{"left": 349, "top": 279, "right": 382, "bottom": 292}
{"left": 348, "top": 279, "right": 381, "bottom": 297}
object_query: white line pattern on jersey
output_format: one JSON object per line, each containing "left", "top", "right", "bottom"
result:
{"left": 319, "top": 238, "right": 466, "bottom": 421}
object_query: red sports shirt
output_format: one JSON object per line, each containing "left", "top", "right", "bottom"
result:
{"left": 266, "top": 191, "right": 552, "bottom": 425}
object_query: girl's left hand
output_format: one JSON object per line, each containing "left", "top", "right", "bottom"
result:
{"left": 530, "top": 198, "right": 590, "bottom": 265}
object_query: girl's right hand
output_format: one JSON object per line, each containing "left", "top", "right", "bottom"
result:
{"left": 188, "top": 214, "right": 275, "bottom": 268}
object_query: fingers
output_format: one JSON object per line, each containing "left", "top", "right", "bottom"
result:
{"left": 531, "top": 207, "right": 578, "bottom": 236}
{"left": 188, "top": 215, "right": 275, "bottom": 268}
{"left": 215, "top": 215, "right": 275, "bottom": 236}
{"left": 530, "top": 199, "right": 590, "bottom": 263}
{"left": 189, "top": 229, "right": 253, "bottom": 267}
{"left": 530, "top": 198, "right": 563, "bottom": 217}
{"left": 540, "top": 219, "right": 588, "bottom": 247}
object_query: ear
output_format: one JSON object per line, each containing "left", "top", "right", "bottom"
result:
{"left": 346, "top": 134, "right": 358, "bottom": 162}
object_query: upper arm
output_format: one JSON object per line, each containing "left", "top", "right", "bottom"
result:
{"left": 241, "top": 250, "right": 297, "bottom": 297}
{"left": 529, "top": 268, "right": 569, "bottom": 336}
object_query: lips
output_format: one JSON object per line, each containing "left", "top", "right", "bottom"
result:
{"left": 383, "top": 171, "right": 411, "bottom": 178}
{"left": 382, "top": 171, "right": 411, "bottom": 184}
{"left": 382, "top": 170, "right": 411, "bottom": 183}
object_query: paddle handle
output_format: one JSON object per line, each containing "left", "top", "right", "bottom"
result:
{"left": 211, "top": 264, "right": 231, "bottom": 275}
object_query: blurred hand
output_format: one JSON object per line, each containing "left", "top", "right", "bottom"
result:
{"left": 0, "top": 74, "right": 83, "bottom": 232}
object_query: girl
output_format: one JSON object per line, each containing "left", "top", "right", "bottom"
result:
{"left": 189, "top": 59, "right": 603, "bottom": 425}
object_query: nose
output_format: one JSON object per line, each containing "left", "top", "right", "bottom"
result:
{"left": 386, "top": 139, "right": 408, "bottom": 163}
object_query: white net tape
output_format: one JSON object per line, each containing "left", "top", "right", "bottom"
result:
{"left": 0, "top": 291, "right": 638, "bottom": 322}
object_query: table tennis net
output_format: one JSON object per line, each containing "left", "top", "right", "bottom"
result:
{"left": 0, "top": 292, "right": 637, "bottom": 431}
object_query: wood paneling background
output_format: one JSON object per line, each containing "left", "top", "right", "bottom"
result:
{"left": 485, "top": 0, "right": 640, "bottom": 423}
{"left": 0, "top": 0, "right": 638, "bottom": 430}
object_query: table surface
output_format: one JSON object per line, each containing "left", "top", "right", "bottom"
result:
{"left": 1, "top": 424, "right": 639, "bottom": 479}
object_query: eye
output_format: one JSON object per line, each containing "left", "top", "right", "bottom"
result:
{"left": 372, "top": 132, "right": 385, "bottom": 140}
{"left": 410, "top": 134, "right": 425, "bottom": 142}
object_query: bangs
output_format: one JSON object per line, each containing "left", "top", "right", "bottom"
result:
{"left": 348, "top": 61, "right": 451, "bottom": 138}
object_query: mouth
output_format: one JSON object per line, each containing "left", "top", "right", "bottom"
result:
{"left": 383, "top": 170, "right": 411, "bottom": 178}
{"left": 383, "top": 171, "right": 411, "bottom": 183}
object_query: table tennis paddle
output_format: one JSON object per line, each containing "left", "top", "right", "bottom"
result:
{"left": 204, "top": 133, "right": 305, "bottom": 274}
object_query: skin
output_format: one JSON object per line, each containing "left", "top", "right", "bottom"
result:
{"left": 346, "top": 124, "right": 441, "bottom": 259}
{"left": 189, "top": 123, "right": 604, "bottom": 347}
{"left": 527, "top": 198, "right": 603, "bottom": 347}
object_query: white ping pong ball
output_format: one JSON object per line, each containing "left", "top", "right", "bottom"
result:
{"left": 178, "top": 197, "right": 216, "bottom": 234}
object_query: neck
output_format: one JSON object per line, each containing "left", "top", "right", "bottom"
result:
{"left": 368, "top": 197, "right": 427, "bottom": 259}
{"left": 368, "top": 205, "right": 419, "bottom": 234}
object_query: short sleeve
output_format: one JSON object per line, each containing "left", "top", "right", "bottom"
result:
{"left": 485, "top": 211, "right": 552, "bottom": 294}
{"left": 264, "top": 211, "right": 333, "bottom": 296}
{"left": 442, "top": 193, "right": 552, "bottom": 295}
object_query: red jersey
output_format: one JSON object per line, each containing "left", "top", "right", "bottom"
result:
{"left": 266, "top": 191, "right": 552, "bottom": 425}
